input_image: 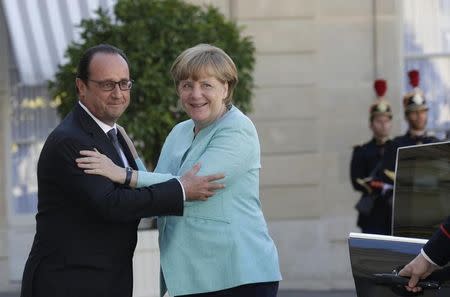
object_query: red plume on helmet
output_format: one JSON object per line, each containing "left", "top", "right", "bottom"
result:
{"left": 369, "top": 79, "right": 392, "bottom": 120}
{"left": 374, "top": 79, "right": 387, "bottom": 98}
{"left": 408, "top": 70, "right": 420, "bottom": 88}
{"left": 403, "top": 69, "right": 427, "bottom": 112}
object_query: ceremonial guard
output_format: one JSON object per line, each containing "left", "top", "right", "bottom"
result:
{"left": 350, "top": 79, "right": 393, "bottom": 234}
{"left": 382, "top": 69, "right": 440, "bottom": 182}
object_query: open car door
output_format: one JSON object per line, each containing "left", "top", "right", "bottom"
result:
{"left": 349, "top": 233, "right": 450, "bottom": 296}
{"left": 349, "top": 141, "right": 450, "bottom": 296}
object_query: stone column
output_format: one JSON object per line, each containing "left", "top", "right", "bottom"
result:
{"left": 0, "top": 1, "right": 12, "bottom": 290}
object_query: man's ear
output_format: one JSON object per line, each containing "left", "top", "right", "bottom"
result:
{"left": 76, "top": 78, "right": 86, "bottom": 98}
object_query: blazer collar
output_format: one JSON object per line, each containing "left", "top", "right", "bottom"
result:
{"left": 74, "top": 103, "right": 106, "bottom": 138}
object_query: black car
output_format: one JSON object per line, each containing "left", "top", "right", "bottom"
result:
{"left": 349, "top": 141, "right": 450, "bottom": 296}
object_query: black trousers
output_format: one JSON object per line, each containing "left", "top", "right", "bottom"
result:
{"left": 176, "top": 281, "right": 279, "bottom": 297}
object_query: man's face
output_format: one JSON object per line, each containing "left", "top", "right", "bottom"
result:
{"left": 76, "top": 53, "right": 130, "bottom": 126}
{"left": 370, "top": 114, "right": 392, "bottom": 139}
{"left": 406, "top": 109, "right": 428, "bottom": 131}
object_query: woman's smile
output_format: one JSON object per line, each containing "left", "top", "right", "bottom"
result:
{"left": 179, "top": 75, "right": 228, "bottom": 131}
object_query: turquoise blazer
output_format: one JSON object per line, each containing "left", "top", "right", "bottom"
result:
{"left": 136, "top": 106, "right": 281, "bottom": 296}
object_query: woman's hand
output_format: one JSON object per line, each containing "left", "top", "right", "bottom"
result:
{"left": 117, "top": 125, "right": 139, "bottom": 159}
{"left": 76, "top": 149, "right": 126, "bottom": 184}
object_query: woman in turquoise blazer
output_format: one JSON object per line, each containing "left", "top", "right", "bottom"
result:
{"left": 77, "top": 44, "right": 281, "bottom": 297}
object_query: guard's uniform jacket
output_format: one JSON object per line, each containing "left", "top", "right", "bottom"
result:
{"left": 350, "top": 138, "right": 392, "bottom": 234}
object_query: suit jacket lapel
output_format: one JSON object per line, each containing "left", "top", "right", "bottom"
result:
{"left": 74, "top": 103, "right": 124, "bottom": 167}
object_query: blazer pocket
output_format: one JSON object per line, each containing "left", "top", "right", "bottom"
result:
{"left": 183, "top": 193, "right": 230, "bottom": 223}
{"left": 184, "top": 214, "right": 230, "bottom": 224}
{"left": 182, "top": 216, "right": 232, "bottom": 258}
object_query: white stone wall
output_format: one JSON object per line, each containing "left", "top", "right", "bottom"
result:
{"left": 133, "top": 231, "right": 160, "bottom": 297}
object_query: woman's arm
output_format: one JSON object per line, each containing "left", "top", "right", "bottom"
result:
{"left": 116, "top": 124, "right": 181, "bottom": 187}
{"left": 76, "top": 150, "right": 224, "bottom": 198}
{"left": 76, "top": 150, "right": 176, "bottom": 188}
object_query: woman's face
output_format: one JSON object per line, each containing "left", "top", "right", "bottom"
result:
{"left": 178, "top": 74, "right": 228, "bottom": 131}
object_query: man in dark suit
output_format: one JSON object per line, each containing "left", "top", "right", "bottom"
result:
{"left": 399, "top": 216, "right": 450, "bottom": 292}
{"left": 20, "top": 44, "right": 224, "bottom": 297}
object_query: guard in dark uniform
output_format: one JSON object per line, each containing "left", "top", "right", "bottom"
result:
{"left": 382, "top": 69, "right": 440, "bottom": 181}
{"left": 350, "top": 79, "right": 393, "bottom": 234}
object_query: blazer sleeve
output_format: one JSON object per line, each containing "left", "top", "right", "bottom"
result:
{"left": 53, "top": 137, "right": 183, "bottom": 222}
{"left": 189, "top": 121, "right": 259, "bottom": 184}
{"left": 423, "top": 216, "right": 450, "bottom": 266}
{"left": 135, "top": 157, "right": 148, "bottom": 171}
{"left": 133, "top": 157, "right": 178, "bottom": 188}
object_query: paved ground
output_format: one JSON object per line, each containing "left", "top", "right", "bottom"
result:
{"left": 0, "top": 293, "right": 17, "bottom": 297}
{"left": 0, "top": 290, "right": 358, "bottom": 297}
{"left": 279, "top": 290, "right": 357, "bottom": 297}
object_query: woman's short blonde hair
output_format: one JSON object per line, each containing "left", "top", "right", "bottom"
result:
{"left": 170, "top": 44, "right": 238, "bottom": 106}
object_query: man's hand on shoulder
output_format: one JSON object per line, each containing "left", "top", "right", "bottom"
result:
{"left": 180, "top": 164, "right": 225, "bottom": 201}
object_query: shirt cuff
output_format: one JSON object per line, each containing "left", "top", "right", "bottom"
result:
{"left": 176, "top": 178, "right": 186, "bottom": 201}
{"left": 421, "top": 248, "right": 438, "bottom": 266}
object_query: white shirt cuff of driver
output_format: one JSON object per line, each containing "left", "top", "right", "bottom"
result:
{"left": 176, "top": 178, "right": 186, "bottom": 201}
{"left": 421, "top": 248, "right": 438, "bottom": 266}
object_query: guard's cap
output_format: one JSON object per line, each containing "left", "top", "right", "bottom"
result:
{"left": 403, "top": 70, "right": 428, "bottom": 113}
{"left": 370, "top": 79, "right": 393, "bottom": 121}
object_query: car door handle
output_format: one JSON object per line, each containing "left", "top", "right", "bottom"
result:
{"left": 374, "top": 273, "right": 440, "bottom": 289}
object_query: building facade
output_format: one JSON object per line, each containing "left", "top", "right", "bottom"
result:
{"left": 1, "top": 0, "right": 437, "bottom": 293}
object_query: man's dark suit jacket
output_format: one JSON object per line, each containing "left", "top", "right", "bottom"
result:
{"left": 20, "top": 103, "right": 183, "bottom": 297}
{"left": 424, "top": 216, "right": 450, "bottom": 267}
